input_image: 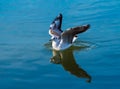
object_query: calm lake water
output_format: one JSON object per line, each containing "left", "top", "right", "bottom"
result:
{"left": 0, "top": 0, "right": 120, "bottom": 89}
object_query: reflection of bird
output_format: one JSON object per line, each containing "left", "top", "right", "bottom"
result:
{"left": 50, "top": 46, "right": 91, "bottom": 83}
{"left": 49, "top": 13, "right": 90, "bottom": 50}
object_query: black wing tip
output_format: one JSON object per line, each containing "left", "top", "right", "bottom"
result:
{"left": 58, "top": 13, "right": 62, "bottom": 17}
{"left": 54, "top": 13, "right": 62, "bottom": 20}
{"left": 84, "top": 24, "right": 90, "bottom": 29}
{"left": 87, "top": 24, "right": 90, "bottom": 28}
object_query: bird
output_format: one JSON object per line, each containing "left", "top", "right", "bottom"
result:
{"left": 49, "top": 13, "right": 90, "bottom": 50}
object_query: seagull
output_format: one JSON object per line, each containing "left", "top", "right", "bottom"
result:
{"left": 49, "top": 13, "right": 90, "bottom": 50}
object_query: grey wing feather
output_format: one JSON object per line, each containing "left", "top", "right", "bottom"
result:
{"left": 61, "top": 24, "right": 90, "bottom": 43}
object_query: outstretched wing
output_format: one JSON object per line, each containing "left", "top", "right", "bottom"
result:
{"left": 61, "top": 24, "right": 90, "bottom": 43}
{"left": 49, "top": 13, "right": 63, "bottom": 38}
{"left": 51, "top": 13, "right": 63, "bottom": 30}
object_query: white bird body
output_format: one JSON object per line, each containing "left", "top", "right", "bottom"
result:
{"left": 52, "top": 38, "right": 72, "bottom": 50}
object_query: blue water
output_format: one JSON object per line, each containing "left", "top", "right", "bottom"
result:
{"left": 0, "top": 0, "right": 120, "bottom": 89}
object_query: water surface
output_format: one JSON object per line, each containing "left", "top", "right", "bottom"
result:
{"left": 0, "top": 0, "right": 120, "bottom": 89}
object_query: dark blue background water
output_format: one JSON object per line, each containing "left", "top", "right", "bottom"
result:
{"left": 0, "top": 0, "right": 120, "bottom": 89}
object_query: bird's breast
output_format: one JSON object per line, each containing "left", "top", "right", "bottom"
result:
{"left": 52, "top": 39, "right": 72, "bottom": 50}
